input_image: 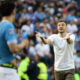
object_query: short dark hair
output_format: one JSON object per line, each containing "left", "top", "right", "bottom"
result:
{"left": 57, "top": 19, "right": 67, "bottom": 25}
{"left": 0, "top": 2, "right": 16, "bottom": 17}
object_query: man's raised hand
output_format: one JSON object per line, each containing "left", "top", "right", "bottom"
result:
{"left": 36, "top": 32, "right": 43, "bottom": 38}
{"left": 64, "top": 33, "right": 72, "bottom": 40}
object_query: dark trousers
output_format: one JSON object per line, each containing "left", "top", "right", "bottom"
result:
{"left": 54, "top": 69, "right": 75, "bottom": 80}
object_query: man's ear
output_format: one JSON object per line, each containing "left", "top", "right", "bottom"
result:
{"left": 12, "top": 8, "right": 16, "bottom": 16}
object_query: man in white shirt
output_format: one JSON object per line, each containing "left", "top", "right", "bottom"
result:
{"left": 36, "top": 19, "right": 75, "bottom": 80}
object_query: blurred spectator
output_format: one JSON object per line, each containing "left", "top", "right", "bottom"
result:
{"left": 33, "top": 20, "right": 40, "bottom": 32}
{"left": 27, "top": 6, "right": 36, "bottom": 22}
{"left": 75, "top": 30, "right": 80, "bottom": 51}
{"left": 56, "top": 1, "right": 64, "bottom": 19}
{"left": 74, "top": 50, "right": 80, "bottom": 74}
{"left": 35, "top": 38, "right": 53, "bottom": 65}
{"left": 21, "top": 19, "right": 34, "bottom": 34}
{"left": 39, "top": 1, "right": 45, "bottom": 9}
{"left": 76, "top": 9, "right": 80, "bottom": 29}
{"left": 49, "top": 20, "right": 57, "bottom": 34}
{"left": 26, "top": 54, "right": 39, "bottom": 80}
{"left": 40, "top": 18, "right": 50, "bottom": 28}
{"left": 21, "top": 8, "right": 28, "bottom": 20}
{"left": 45, "top": 8, "right": 51, "bottom": 20}
{"left": 34, "top": 7, "right": 46, "bottom": 22}
{"left": 15, "top": 17, "right": 24, "bottom": 28}
{"left": 40, "top": 18, "right": 51, "bottom": 35}
{"left": 66, "top": 8, "right": 77, "bottom": 22}
{"left": 16, "top": 27, "right": 21, "bottom": 42}
{"left": 48, "top": 2, "right": 55, "bottom": 15}
{"left": 40, "top": 26, "right": 48, "bottom": 38}
{"left": 16, "top": 0, "right": 23, "bottom": 11}
{"left": 15, "top": 10, "right": 21, "bottom": 22}
{"left": 35, "top": 39, "right": 51, "bottom": 58}
{"left": 22, "top": 1, "right": 28, "bottom": 9}
{"left": 18, "top": 56, "right": 30, "bottom": 80}
{"left": 67, "top": 20, "right": 78, "bottom": 33}
{"left": 28, "top": 40, "right": 36, "bottom": 56}
{"left": 35, "top": 54, "right": 48, "bottom": 80}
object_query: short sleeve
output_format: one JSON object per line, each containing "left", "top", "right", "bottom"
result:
{"left": 70, "top": 34, "right": 75, "bottom": 42}
{"left": 5, "top": 24, "right": 17, "bottom": 45}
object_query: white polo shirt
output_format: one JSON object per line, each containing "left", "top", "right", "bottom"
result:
{"left": 48, "top": 34, "right": 75, "bottom": 71}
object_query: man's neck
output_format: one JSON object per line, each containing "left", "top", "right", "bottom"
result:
{"left": 59, "top": 32, "right": 67, "bottom": 38}
{"left": 2, "top": 16, "right": 13, "bottom": 23}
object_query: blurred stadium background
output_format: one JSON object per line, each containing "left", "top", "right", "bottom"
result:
{"left": 0, "top": 0, "right": 80, "bottom": 80}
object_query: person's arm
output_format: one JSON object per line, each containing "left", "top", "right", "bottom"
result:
{"left": 67, "top": 38, "right": 73, "bottom": 44}
{"left": 8, "top": 39, "right": 28, "bottom": 53}
{"left": 36, "top": 32, "right": 51, "bottom": 44}
{"left": 5, "top": 24, "right": 28, "bottom": 53}
{"left": 64, "top": 33, "right": 74, "bottom": 44}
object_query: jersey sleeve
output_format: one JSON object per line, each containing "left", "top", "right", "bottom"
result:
{"left": 5, "top": 24, "right": 17, "bottom": 45}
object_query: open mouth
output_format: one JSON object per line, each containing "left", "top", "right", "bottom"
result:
{"left": 60, "top": 29, "right": 63, "bottom": 30}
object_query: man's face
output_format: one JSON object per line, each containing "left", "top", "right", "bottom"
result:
{"left": 57, "top": 22, "right": 67, "bottom": 33}
{"left": 38, "top": 8, "right": 42, "bottom": 13}
{"left": 35, "top": 22, "right": 39, "bottom": 27}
